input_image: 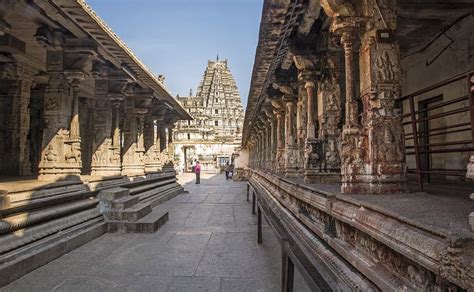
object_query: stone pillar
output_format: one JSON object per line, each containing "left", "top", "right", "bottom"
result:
{"left": 121, "top": 98, "right": 145, "bottom": 176}
{"left": 303, "top": 79, "right": 324, "bottom": 183}
{"left": 158, "top": 123, "right": 167, "bottom": 152}
{"left": 90, "top": 79, "right": 121, "bottom": 177}
{"left": 265, "top": 109, "right": 276, "bottom": 171}
{"left": 296, "top": 89, "right": 306, "bottom": 173}
{"left": 331, "top": 4, "right": 407, "bottom": 194}
{"left": 144, "top": 114, "right": 160, "bottom": 173}
{"left": 166, "top": 123, "right": 176, "bottom": 163}
{"left": 284, "top": 99, "right": 298, "bottom": 177}
{"left": 38, "top": 42, "right": 95, "bottom": 181}
{"left": 0, "top": 62, "right": 35, "bottom": 176}
{"left": 272, "top": 102, "right": 285, "bottom": 173}
{"left": 318, "top": 59, "right": 342, "bottom": 177}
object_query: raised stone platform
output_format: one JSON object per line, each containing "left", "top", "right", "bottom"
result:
{"left": 0, "top": 171, "right": 184, "bottom": 287}
{"left": 249, "top": 170, "right": 474, "bottom": 290}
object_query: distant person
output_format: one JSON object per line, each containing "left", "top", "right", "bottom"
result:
{"left": 194, "top": 161, "right": 201, "bottom": 184}
{"left": 229, "top": 164, "right": 235, "bottom": 179}
{"left": 225, "top": 162, "right": 230, "bottom": 180}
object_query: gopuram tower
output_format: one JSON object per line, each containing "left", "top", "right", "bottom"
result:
{"left": 174, "top": 58, "right": 245, "bottom": 172}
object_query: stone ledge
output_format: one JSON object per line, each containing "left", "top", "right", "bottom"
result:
{"left": 250, "top": 169, "right": 473, "bottom": 290}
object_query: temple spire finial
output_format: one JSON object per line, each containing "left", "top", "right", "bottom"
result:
{"left": 217, "top": 54, "right": 219, "bottom": 61}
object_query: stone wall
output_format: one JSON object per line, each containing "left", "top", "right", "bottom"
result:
{"left": 401, "top": 15, "right": 474, "bottom": 179}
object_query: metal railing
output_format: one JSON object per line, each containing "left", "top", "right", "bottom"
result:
{"left": 398, "top": 70, "right": 474, "bottom": 191}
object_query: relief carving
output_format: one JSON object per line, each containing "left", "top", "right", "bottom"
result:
{"left": 44, "top": 145, "right": 58, "bottom": 162}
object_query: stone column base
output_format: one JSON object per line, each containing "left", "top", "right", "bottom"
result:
{"left": 38, "top": 162, "right": 82, "bottom": 181}
{"left": 91, "top": 164, "right": 121, "bottom": 177}
{"left": 121, "top": 164, "right": 145, "bottom": 176}
{"left": 304, "top": 171, "right": 341, "bottom": 184}
{"left": 145, "top": 163, "right": 162, "bottom": 173}
{"left": 341, "top": 174, "right": 408, "bottom": 195}
{"left": 284, "top": 168, "right": 299, "bottom": 178}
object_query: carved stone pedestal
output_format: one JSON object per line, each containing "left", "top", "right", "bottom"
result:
{"left": 276, "top": 148, "right": 285, "bottom": 173}
{"left": 144, "top": 145, "right": 162, "bottom": 173}
{"left": 122, "top": 145, "right": 145, "bottom": 177}
{"left": 284, "top": 146, "right": 299, "bottom": 177}
{"left": 91, "top": 141, "right": 121, "bottom": 177}
{"left": 304, "top": 139, "right": 341, "bottom": 184}
{"left": 38, "top": 130, "right": 82, "bottom": 181}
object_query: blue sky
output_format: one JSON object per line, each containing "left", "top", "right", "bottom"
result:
{"left": 87, "top": 0, "right": 263, "bottom": 107}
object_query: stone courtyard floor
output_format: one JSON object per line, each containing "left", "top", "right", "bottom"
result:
{"left": 2, "top": 173, "right": 309, "bottom": 292}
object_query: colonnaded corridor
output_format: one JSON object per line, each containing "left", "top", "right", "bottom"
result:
{"left": 1, "top": 173, "right": 309, "bottom": 292}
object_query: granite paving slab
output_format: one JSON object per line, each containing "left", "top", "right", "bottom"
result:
{"left": 1, "top": 173, "right": 310, "bottom": 292}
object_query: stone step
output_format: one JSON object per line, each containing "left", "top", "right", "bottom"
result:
{"left": 112, "top": 195, "right": 140, "bottom": 210}
{"left": 107, "top": 209, "right": 168, "bottom": 233}
{"left": 105, "top": 202, "right": 152, "bottom": 222}
{"left": 145, "top": 186, "right": 184, "bottom": 207}
{"left": 0, "top": 199, "right": 99, "bottom": 235}
{"left": 98, "top": 187, "right": 130, "bottom": 202}
{"left": 2, "top": 189, "right": 93, "bottom": 215}
{"left": 137, "top": 182, "right": 178, "bottom": 202}
{"left": 0, "top": 217, "right": 106, "bottom": 287}
{"left": 129, "top": 178, "right": 176, "bottom": 195}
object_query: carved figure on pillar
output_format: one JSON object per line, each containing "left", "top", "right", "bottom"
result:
{"left": 326, "top": 0, "right": 407, "bottom": 194}
{"left": 38, "top": 41, "right": 96, "bottom": 181}
{"left": 90, "top": 78, "right": 123, "bottom": 176}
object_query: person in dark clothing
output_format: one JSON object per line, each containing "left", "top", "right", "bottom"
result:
{"left": 225, "top": 162, "right": 230, "bottom": 180}
{"left": 229, "top": 164, "right": 234, "bottom": 179}
{"left": 195, "top": 161, "right": 201, "bottom": 184}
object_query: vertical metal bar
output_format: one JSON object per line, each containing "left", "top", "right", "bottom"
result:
{"left": 252, "top": 192, "right": 256, "bottom": 215}
{"left": 468, "top": 73, "right": 474, "bottom": 144}
{"left": 281, "top": 242, "right": 288, "bottom": 292}
{"left": 409, "top": 95, "right": 424, "bottom": 191}
{"left": 286, "top": 256, "right": 294, "bottom": 292}
{"left": 246, "top": 184, "right": 250, "bottom": 202}
{"left": 257, "top": 206, "right": 262, "bottom": 244}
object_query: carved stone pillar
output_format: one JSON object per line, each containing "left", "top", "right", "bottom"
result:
{"left": 272, "top": 101, "right": 285, "bottom": 173}
{"left": 296, "top": 89, "right": 306, "bottom": 173}
{"left": 90, "top": 79, "right": 121, "bottom": 177}
{"left": 39, "top": 51, "right": 72, "bottom": 180}
{"left": 79, "top": 96, "right": 94, "bottom": 174}
{"left": 121, "top": 98, "right": 145, "bottom": 176}
{"left": 264, "top": 109, "right": 276, "bottom": 171}
{"left": 38, "top": 41, "right": 95, "bottom": 181}
{"left": 0, "top": 62, "right": 35, "bottom": 176}
{"left": 303, "top": 79, "right": 324, "bottom": 183}
{"left": 284, "top": 99, "right": 298, "bottom": 177}
{"left": 331, "top": 5, "right": 407, "bottom": 194}
{"left": 166, "top": 123, "right": 176, "bottom": 163}
{"left": 318, "top": 59, "right": 342, "bottom": 177}
{"left": 144, "top": 113, "right": 160, "bottom": 173}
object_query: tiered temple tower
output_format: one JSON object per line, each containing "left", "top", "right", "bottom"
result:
{"left": 174, "top": 58, "right": 245, "bottom": 172}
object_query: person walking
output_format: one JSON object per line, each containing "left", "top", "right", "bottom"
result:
{"left": 229, "top": 163, "right": 234, "bottom": 179}
{"left": 194, "top": 161, "right": 201, "bottom": 184}
{"left": 224, "top": 162, "right": 230, "bottom": 180}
